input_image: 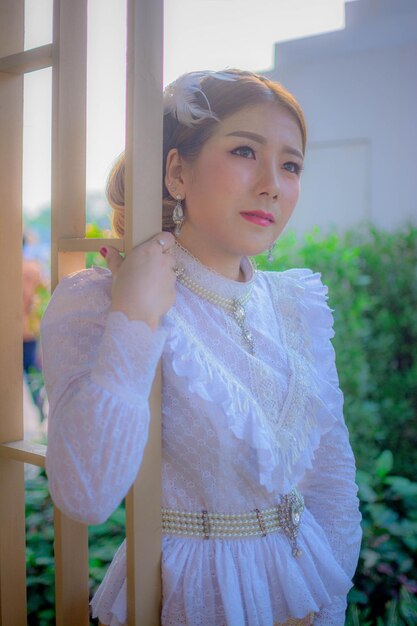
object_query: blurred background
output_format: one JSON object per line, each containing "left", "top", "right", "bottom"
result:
{"left": 21, "top": 1, "right": 417, "bottom": 624}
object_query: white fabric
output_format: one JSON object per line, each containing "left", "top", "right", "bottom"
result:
{"left": 41, "top": 249, "right": 362, "bottom": 626}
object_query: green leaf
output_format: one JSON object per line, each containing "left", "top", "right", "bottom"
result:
{"left": 348, "top": 589, "right": 369, "bottom": 604}
{"left": 386, "top": 599, "right": 400, "bottom": 625}
{"left": 385, "top": 476, "right": 417, "bottom": 498}
{"left": 362, "top": 548, "right": 380, "bottom": 568}
{"left": 375, "top": 450, "right": 394, "bottom": 478}
{"left": 403, "top": 535, "right": 417, "bottom": 551}
{"left": 369, "top": 503, "right": 399, "bottom": 527}
{"left": 358, "top": 481, "right": 377, "bottom": 503}
{"left": 38, "top": 609, "right": 55, "bottom": 619}
{"left": 399, "top": 587, "right": 417, "bottom": 623}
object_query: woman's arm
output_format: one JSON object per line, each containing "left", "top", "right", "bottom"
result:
{"left": 299, "top": 419, "right": 362, "bottom": 624}
{"left": 41, "top": 268, "right": 167, "bottom": 525}
{"left": 296, "top": 270, "right": 362, "bottom": 625}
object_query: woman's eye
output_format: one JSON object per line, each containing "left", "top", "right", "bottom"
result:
{"left": 231, "top": 146, "right": 256, "bottom": 159}
{"left": 283, "top": 161, "right": 303, "bottom": 175}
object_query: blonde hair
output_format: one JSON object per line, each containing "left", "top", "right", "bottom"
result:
{"left": 107, "top": 69, "right": 307, "bottom": 238}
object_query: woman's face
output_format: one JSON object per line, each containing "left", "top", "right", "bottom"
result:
{"left": 168, "top": 101, "right": 304, "bottom": 272}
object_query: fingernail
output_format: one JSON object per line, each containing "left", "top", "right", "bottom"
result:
{"left": 99, "top": 247, "right": 107, "bottom": 258}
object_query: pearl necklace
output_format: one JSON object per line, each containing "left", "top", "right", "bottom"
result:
{"left": 174, "top": 242, "right": 257, "bottom": 355}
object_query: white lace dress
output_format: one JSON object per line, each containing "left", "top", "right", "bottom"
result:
{"left": 41, "top": 246, "right": 362, "bottom": 626}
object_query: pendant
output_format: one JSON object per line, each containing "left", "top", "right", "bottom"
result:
{"left": 232, "top": 299, "right": 255, "bottom": 355}
{"left": 277, "top": 491, "right": 304, "bottom": 558}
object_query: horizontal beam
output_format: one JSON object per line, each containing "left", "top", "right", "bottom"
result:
{"left": 58, "top": 237, "right": 124, "bottom": 253}
{"left": 0, "top": 44, "right": 53, "bottom": 75}
{"left": 0, "top": 439, "right": 46, "bottom": 467}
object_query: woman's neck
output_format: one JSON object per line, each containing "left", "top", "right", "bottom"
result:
{"left": 175, "top": 232, "right": 245, "bottom": 283}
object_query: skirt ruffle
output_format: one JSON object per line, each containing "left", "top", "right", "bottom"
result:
{"left": 91, "top": 509, "right": 350, "bottom": 626}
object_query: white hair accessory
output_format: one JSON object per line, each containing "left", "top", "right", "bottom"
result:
{"left": 163, "top": 70, "right": 238, "bottom": 127}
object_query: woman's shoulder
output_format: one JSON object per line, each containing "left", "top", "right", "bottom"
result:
{"left": 258, "top": 266, "right": 328, "bottom": 298}
{"left": 41, "top": 266, "right": 113, "bottom": 327}
{"left": 258, "top": 267, "right": 333, "bottom": 330}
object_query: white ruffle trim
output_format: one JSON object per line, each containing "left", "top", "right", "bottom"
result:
{"left": 91, "top": 540, "right": 127, "bottom": 626}
{"left": 269, "top": 268, "right": 343, "bottom": 486}
{"left": 91, "top": 510, "right": 352, "bottom": 626}
{"left": 163, "top": 268, "right": 339, "bottom": 494}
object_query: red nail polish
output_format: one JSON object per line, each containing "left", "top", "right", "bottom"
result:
{"left": 99, "top": 247, "right": 107, "bottom": 257}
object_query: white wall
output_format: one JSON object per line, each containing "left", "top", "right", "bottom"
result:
{"left": 264, "top": 0, "right": 417, "bottom": 235}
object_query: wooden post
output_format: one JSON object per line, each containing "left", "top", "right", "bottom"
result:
{"left": 51, "top": 0, "right": 87, "bottom": 289}
{"left": 54, "top": 509, "right": 89, "bottom": 626}
{"left": 125, "top": 0, "right": 164, "bottom": 624}
{"left": 50, "top": 1, "right": 89, "bottom": 623}
{"left": 0, "top": 1, "right": 27, "bottom": 623}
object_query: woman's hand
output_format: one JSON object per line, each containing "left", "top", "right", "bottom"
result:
{"left": 101, "top": 232, "right": 177, "bottom": 330}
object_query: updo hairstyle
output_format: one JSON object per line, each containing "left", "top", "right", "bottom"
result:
{"left": 107, "top": 69, "right": 307, "bottom": 237}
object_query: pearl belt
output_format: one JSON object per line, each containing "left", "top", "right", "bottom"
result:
{"left": 162, "top": 489, "right": 304, "bottom": 558}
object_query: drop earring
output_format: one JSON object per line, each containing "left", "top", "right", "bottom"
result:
{"left": 267, "top": 241, "right": 276, "bottom": 263}
{"left": 172, "top": 195, "right": 185, "bottom": 236}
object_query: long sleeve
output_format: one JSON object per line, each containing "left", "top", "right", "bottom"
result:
{"left": 41, "top": 267, "right": 167, "bottom": 525}
{"left": 296, "top": 270, "right": 363, "bottom": 625}
{"left": 300, "top": 421, "right": 362, "bottom": 624}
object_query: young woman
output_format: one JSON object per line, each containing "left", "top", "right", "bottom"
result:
{"left": 41, "top": 69, "right": 362, "bottom": 626}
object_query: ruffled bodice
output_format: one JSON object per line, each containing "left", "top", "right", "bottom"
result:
{"left": 161, "top": 268, "right": 337, "bottom": 510}
{"left": 41, "top": 250, "right": 362, "bottom": 626}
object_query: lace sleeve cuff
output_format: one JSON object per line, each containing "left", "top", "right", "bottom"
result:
{"left": 91, "top": 311, "right": 168, "bottom": 404}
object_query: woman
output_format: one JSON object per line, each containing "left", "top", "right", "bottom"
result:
{"left": 41, "top": 69, "right": 362, "bottom": 626}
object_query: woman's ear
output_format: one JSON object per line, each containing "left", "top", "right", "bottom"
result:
{"left": 165, "top": 148, "right": 186, "bottom": 197}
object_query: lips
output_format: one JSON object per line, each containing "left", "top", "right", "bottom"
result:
{"left": 240, "top": 211, "right": 275, "bottom": 222}
{"left": 240, "top": 211, "right": 276, "bottom": 227}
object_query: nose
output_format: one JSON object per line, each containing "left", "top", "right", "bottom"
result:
{"left": 257, "top": 162, "right": 280, "bottom": 200}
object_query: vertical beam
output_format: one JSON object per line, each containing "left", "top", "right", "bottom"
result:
{"left": 54, "top": 509, "right": 89, "bottom": 626}
{"left": 0, "top": 459, "right": 26, "bottom": 626}
{"left": 51, "top": 0, "right": 87, "bottom": 289}
{"left": 0, "top": 1, "right": 27, "bottom": 623}
{"left": 125, "top": 0, "right": 164, "bottom": 624}
{"left": 0, "top": 0, "right": 24, "bottom": 444}
{"left": 50, "top": 3, "right": 90, "bottom": 625}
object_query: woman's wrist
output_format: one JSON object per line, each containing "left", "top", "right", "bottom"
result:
{"left": 110, "top": 305, "right": 161, "bottom": 331}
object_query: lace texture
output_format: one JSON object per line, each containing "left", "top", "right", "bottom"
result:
{"left": 163, "top": 268, "right": 338, "bottom": 497}
{"left": 41, "top": 263, "right": 362, "bottom": 626}
{"left": 42, "top": 268, "right": 167, "bottom": 525}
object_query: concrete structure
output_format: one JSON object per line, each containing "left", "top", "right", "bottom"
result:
{"left": 263, "top": 0, "right": 417, "bottom": 235}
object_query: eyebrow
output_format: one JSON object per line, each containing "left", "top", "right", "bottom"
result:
{"left": 225, "top": 131, "right": 304, "bottom": 160}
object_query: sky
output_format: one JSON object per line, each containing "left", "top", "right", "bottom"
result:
{"left": 23, "top": 0, "right": 350, "bottom": 215}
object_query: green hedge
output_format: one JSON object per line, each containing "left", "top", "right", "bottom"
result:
{"left": 345, "top": 450, "right": 417, "bottom": 625}
{"left": 25, "top": 224, "right": 417, "bottom": 624}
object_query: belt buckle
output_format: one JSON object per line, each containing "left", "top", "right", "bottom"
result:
{"left": 201, "top": 509, "right": 210, "bottom": 539}
{"left": 277, "top": 490, "right": 304, "bottom": 558}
